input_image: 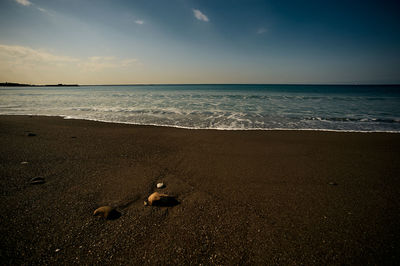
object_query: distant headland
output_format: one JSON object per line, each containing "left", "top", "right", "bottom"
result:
{"left": 0, "top": 82, "right": 79, "bottom": 87}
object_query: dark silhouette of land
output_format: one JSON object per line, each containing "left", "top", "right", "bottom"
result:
{"left": 1, "top": 82, "right": 79, "bottom": 87}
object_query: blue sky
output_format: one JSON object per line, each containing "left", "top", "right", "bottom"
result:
{"left": 0, "top": 0, "right": 399, "bottom": 84}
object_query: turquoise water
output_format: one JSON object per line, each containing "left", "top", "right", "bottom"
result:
{"left": 1, "top": 84, "right": 400, "bottom": 132}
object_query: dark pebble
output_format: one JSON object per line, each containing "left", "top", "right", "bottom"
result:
{"left": 27, "top": 133, "right": 37, "bottom": 137}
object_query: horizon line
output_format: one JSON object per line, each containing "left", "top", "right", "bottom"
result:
{"left": 2, "top": 82, "right": 400, "bottom": 87}
{"left": 83, "top": 83, "right": 400, "bottom": 86}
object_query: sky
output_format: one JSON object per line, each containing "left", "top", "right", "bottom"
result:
{"left": 0, "top": 0, "right": 399, "bottom": 84}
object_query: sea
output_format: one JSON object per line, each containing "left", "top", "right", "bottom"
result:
{"left": 1, "top": 84, "right": 400, "bottom": 132}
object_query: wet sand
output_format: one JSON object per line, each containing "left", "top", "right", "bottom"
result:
{"left": 1, "top": 115, "right": 399, "bottom": 264}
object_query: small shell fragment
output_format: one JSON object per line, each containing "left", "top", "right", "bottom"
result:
{"left": 156, "top": 182, "right": 164, "bottom": 189}
{"left": 30, "top": 177, "right": 45, "bottom": 185}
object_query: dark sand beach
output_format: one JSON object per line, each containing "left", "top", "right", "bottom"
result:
{"left": 1, "top": 115, "right": 399, "bottom": 265}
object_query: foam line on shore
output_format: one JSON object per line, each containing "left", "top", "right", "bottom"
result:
{"left": 9, "top": 114, "right": 399, "bottom": 133}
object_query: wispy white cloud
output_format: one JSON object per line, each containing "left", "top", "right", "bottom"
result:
{"left": 79, "top": 56, "right": 117, "bottom": 72}
{"left": 0, "top": 44, "right": 139, "bottom": 73}
{"left": 193, "top": 9, "right": 209, "bottom": 22}
{"left": 15, "top": 0, "right": 31, "bottom": 6}
{"left": 257, "top": 28, "right": 267, "bottom": 34}
{"left": 121, "top": 58, "right": 139, "bottom": 67}
{"left": 0, "top": 44, "right": 78, "bottom": 65}
{"left": 14, "top": 0, "right": 53, "bottom": 16}
{"left": 36, "top": 6, "right": 54, "bottom": 16}
{"left": 79, "top": 56, "right": 138, "bottom": 72}
{"left": 135, "top": 20, "right": 144, "bottom": 25}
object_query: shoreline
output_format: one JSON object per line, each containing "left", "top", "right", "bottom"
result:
{"left": 1, "top": 115, "right": 399, "bottom": 264}
{"left": 2, "top": 83, "right": 400, "bottom": 86}
{"left": 3, "top": 114, "right": 400, "bottom": 133}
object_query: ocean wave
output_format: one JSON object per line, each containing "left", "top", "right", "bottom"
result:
{"left": 1, "top": 84, "right": 399, "bottom": 133}
{"left": 0, "top": 112, "right": 397, "bottom": 133}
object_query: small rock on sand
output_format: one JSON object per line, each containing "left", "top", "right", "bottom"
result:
{"left": 27, "top": 133, "right": 36, "bottom": 137}
{"left": 21, "top": 161, "right": 29, "bottom": 165}
{"left": 328, "top": 182, "right": 338, "bottom": 186}
{"left": 146, "top": 192, "right": 179, "bottom": 207}
{"left": 156, "top": 182, "right": 164, "bottom": 189}
{"left": 147, "top": 192, "right": 168, "bottom": 206}
{"left": 93, "top": 206, "right": 121, "bottom": 220}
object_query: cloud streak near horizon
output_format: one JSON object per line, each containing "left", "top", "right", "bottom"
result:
{"left": 0, "top": 44, "right": 140, "bottom": 83}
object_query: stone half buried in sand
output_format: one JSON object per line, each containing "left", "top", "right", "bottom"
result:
{"left": 156, "top": 182, "right": 165, "bottom": 189}
{"left": 93, "top": 206, "right": 121, "bottom": 220}
{"left": 145, "top": 192, "right": 179, "bottom": 207}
